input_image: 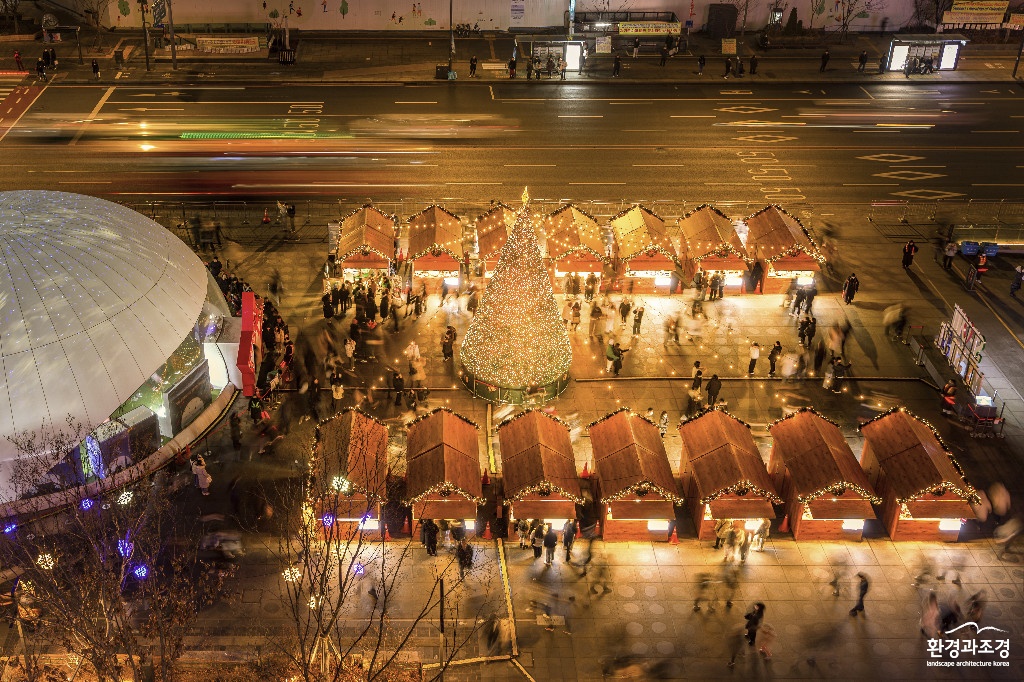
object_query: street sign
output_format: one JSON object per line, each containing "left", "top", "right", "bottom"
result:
{"left": 721, "top": 38, "right": 736, "bottom": 55}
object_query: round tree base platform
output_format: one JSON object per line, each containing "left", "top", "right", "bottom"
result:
{"left": 460, "top": 371, "right": 570, "bottom": 405}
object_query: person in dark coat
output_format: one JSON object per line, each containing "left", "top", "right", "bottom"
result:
{"left": 423, "top": 519, "right": 439, "bottom": 556}
{"left": 843, "top": 273, "right": 860, "bottom": 304}
{"left": 455, "top": 538, "right": 474, "bottom": 579}
{"left": 850, "top": 573, "right": 870, "bottom": 615}
{"left": 229, "top": 412, "right": 242, "bottom": 450}
{"left": 543, "top": 525, "right": 558, "bottom": 565}
{"left": 392, "top": 370, "right": 405, "bottom": 406}
{"left": 531, "top": 524, "right": 544, "bottom": 559}
{"left": 705, "top": 374, "right": 722, "bottom": 407}
{"left": 768, "top": 341, "right": 783, "bottom": 377}
{"left": 562, "top": 519, "right": 576, "bottom": 562}
{"left": 321, "top": 292, "right": 334, "bottom": 320}
{"left": 749, "top": 261, "right": 764, "bottom": 293}
{"left": 902, "top": 240, "right": 919, "bottom": 269}
{"left": 744, "top": 602, "right": 766, "bottom": 645}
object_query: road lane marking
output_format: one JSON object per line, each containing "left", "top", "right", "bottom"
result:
{"left": 972, "top": 183, "right": 1024, "bottom": 186}
{"left": 859, "top": 86, "right": 875, "bottom": 99}
{"left": 57, "top": 181, "right": 112, "bottom": 184}
{"left": 70, "top": 86, "right": 115, "bottom": 146}
{"left": 622, "top": 129, "right": 667, "bottom": 132}
{"left": 394, "top": 101, "right": 437, "bottom": 104}
{"left": 558, "top": 115, "right": 603, "bottom": 118}
{"left": 971, "top": 130, "right": 1019, "bottom": 133}
{"left": 670, "top": 115, "right": 716, "bottom": 118}
{"left": 504, "top": 164, "right": 555, "bottom": 167}
{"left": 569, "top": 182, "right": 625, "bottom": 185}
{"left": 633, "top": 164, "right": 686, "bottom": 167}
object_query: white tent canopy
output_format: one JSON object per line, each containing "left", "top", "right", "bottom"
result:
{"left": 0, "top": 191, "right": 207, "bottom": 497}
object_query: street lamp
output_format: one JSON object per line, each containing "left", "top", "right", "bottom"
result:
{"left": 448, "top": 0, "right": 454, "bottom": 75}
{"left": 138, "top": 0, "right": 152, "bottom": 72}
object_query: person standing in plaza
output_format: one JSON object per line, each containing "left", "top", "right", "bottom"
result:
{"left": 543, "top": 524, "right": 558, "bottom": 565}
{"left": 697, "top": 54, "right": 706, "bottom": 75}
{"left": 820, "top": 48, "right": 830, "bottom": 72}
{"left": 632, "top": 304, "right": 644, "bottom": 334}
{"left": 424, "top": 519, "right": 439, "bottom": 556}
{"left": 706, "top": 374, "right": 722, "bottom": 407}
{"left": 658, "top": 411, "right": 669, "bottom": 438}
{"left": 612, "top": 54, "right": 622, "bottom": 77}
{"left": 469, "top": 55, "right": 478, "bottom": 77}
{"left": 749, "top": 54, "right": 758, "bottom": 75}
{"left": 13, "top": 50, "right": 23, "bottom": 71}
{"left": 619, "top": 298, "right": 632, "bottom": 325}
{"left": 744, "top": 602, "right": 766, "bottom": 645}
{"left": 632, "top": 37, "right": 641, "bottom": 59}
{"left": 850, "top": 573, "right": 870, "bottom": 616}
{"left": 192, "top": 456, "right": 212, "bottom": 496}
{"left": 902, "top": 239, "right": 919, "bottom": 269}
{"left": 531, "top": 523, "right": 545, "bottom": 559}
{"left": 858, "top": 50, "right": 868, "bottom": 72}
{"left": 559, "top": 57, "right": 567, "bottom": 79}
{"left": 723, "top": 56, "right": 732, "bottom": 78}
{"left": 942, "top": 240, "right": 958, "bottom": 270}
{"left": 1011, "top": 265, "right": 1024, "bottom": 297}
{"left": 843, "top": 273, "right": 860, "bottom": 304}
{"left": 660, "top": 46, "right": 668, "bottom": 67}
{"left": 747, "top": 342, "right": 760, "bottom": 375}
{"left": 768, "top": 341, "right": 782, "bottom": 377}
{"left": 91, "top": 59, "right": 100, "bottom": 79}
{"left": 713, "top": 518, "right": 730, "bottom": 550}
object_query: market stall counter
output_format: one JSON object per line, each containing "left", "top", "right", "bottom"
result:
{"left": 679, "top": 204, "right": 751, "bottom": 294}
{"left": 588, "top": 409, "right": 682, "bottom": 541}
{"left": 859, "top": 408, "right": 978, "bottom": 541}
{"left": 610, "top": 205, "right": 681, "bottom": 294}
{"left": 497, "top": 409, "right": 583, "bottom": 526}
{"left": 543, "top": 204, "right": 610, "bottom": 295}
{"left": 740, "top": 205, "right": 824, "bottom": 295}
{"left": 404, "top": 408, "right": 485, "bottom": 529}
{"left": 310, "top": 408, "right": 390, "bottom": 540}
{"left": 678, "top": 409, "right": 780, "bottom": 541}
{"left": 768, "top": 408, "right": 879, "bottom": 541}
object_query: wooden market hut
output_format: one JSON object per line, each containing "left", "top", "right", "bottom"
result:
{"left": 740, "top": 205, "right": 822, "bottom": 294}
{"left": 543, "top": 204, "right": 609, "bottom": 293}
{"left": 498, "top": 410, "right": 584, "bottom": 524}
{"left": 475, "top": 202, "right": 517, "bottom": 273}
{"left": 310, "top": 409, "right": 390, "bottom": 538}
{"left": 588, "top": 409, "right": 682, "bottom": 541}
{"left": 407, "top": 205, "right": 464, "bottom": 288}
{"left": 330, "top": 204, "right": 396, "bottom": 288}
{"left": 610, "top": 205, "right": 680, "bottom": 294}
{"left": 768, "top": 409, "right": 880, "bottom": 541}
{"left": 679, "top": 204, "right": 751, "bottom": 294}
{"left": 678, "top": 409, "right": 781, "bottom": 541}
{"left": 404, "top": 408, "right": 485, "bottom": 526}
{"left": 859, "top": 408, "right": 978, "bottom": 541}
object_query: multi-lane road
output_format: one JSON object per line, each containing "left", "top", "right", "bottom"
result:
{"left": 0, "top": 81, "right": 1021, "bottom": 205}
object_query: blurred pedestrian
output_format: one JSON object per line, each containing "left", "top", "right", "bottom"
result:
{"left": 966, "top": 590, "right": 987, "bottom": 624}
{"left": 920, "top": 592, "right": 941, "bottom": 637}
{"left": 562, "top": 519, "right": 576, "bottom": 562}
{"left": 753, "top": 518, "right": 770, "bottom": 551}
{"left": 713, "top": 518, "right": 730, "bottom": 549}
{"left": 994, "top": 516, "right": 1023, "bottom": 559}
{"left": 739, "top": 525, "right": 753, "bottom": 562}
{"left": 424, "top": 519, "right": 439, "bottom": 556}
{"left": 13, "top": 50, "right": 23, "bottom": 71}
{"left": 229, "top": 412, "right": 242, "bottom": 451}
{"left": 858, "top": 50, "right": 868, "bottom": 72}
{"left": 660, "top": 46, "right": 668, "bottom": 66}
{"left": 1010, "top": 265, "right": 1024, "bottom": 297}
{"left": 469, "top": 55, "right": 477, "bottom": 77}
{"left": 758, "top": 623, "right": 776, "bottom": 658}
{"left": 632, "top": 304, "right": 644, "bottom": 334}
{"left": 747, "top": 342, "right": 760, "bottom": 375}
{"left": 659, "top": 411, "right": 669, "bottom": 438}
{"left": 989, "top": 482, "right": 1011, "bottom": 521}
{"left": 724, "top": 56, "right": 732, "bottom": 78}
{"left": 942, "top": 240, "right": 957, "bottom": 270}
{"left": 693, "top": 572, "right": 714, "bottom": 612}
{"left": 455, "top": 537, "right": 474, "bottom": 579}
{"left": 850, "top": 573, "right": 870, "bottom": 615}
{"left": 191, "top": 456, "right": 212, "bottom": 496}
{"left": 744, "top": 602, "right": 766, "bottom": 645}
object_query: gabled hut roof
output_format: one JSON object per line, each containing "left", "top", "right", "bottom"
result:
{"left": 678, "top": 409, "right": 781, "bottom": 505}
{"left": 588, "top": 409, "right": 681, "bottom": 503}
{"left": 476, "top": 202, "right": 517, "bottom": 260}
{"left": 859, "top": 408, "right": 978, "bottom": 505}
{"left": 497, "top": 410, "right": 583, "bottom": 504}
{"left": 679, "top": 204, "right": 749, "bottom": 262}
{"left": 338, "top": 205, "right": 397, "bottom": 262}
{"left": 405, "top": 408, "right": 484, "bottom": 506}
{"left": 407, "top": 205, "right": 464, "bottom": 260}
{"left": 312, "top": 409, "right": 390, "bottom": 501}
{"left": 769, "top": 409, "right": 880, "bottom": 505}
{"left": 609, "top": 205, "right": 679, "bottom": 264}
{"left": 741, "top": 205, "right": 818, "bottom": 263}
{"left": 543, "top": 205, "right": 608, "bottom": 261}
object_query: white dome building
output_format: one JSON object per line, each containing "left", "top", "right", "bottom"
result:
{"left": 0, "top": 191, "right": 208, "bottom": 499}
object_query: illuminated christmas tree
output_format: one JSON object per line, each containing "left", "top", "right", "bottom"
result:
{"left": 461, "top": 189, "right": 572, "bottom": 398}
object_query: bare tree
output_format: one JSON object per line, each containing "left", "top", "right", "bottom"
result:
{"left": 808, "top": 0, "right": 828, "bottom": 29}
{"left": 0, "top": 0, "right": 22, "bottom": 34}
{"left": 910, "top": 0, "right": 954, "bottom": 27}
{"left": 77, "top": 0, "right": 112, "bottom": 47}
{"left": 0, "top": 419, "right": 228, "bottom": 681}
{"left": 262, "top": 411, "right": 502, "bottom": 681}
{"left": 827, "top": 0, "right": 889, "bottom": 41}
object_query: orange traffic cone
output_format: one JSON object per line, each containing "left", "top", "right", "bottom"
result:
{"left": 669, "top": 528, "right": 679, "bottom": 545}
{"left": 481, "top": 470, "right": 490, "bottom": 486}
{"left": 483, "top": 522, "right": 492, "bottom": 540}
{"left": 402, "top": 517, "right": 410, "bottom": 535}
{"left": 384, "top": 524, "right": 392, "bottom": 541}
{"left": 581, "top": 462, "right": 590, "bottom": 479}
{"left": 595, "top": 518, "right": 601, "bottom": 537}
{"left": 779, "top": 515, "right": 790, "bottom": 533}
{"left": 262, "top": 208, "right": 271, "bottom": 224}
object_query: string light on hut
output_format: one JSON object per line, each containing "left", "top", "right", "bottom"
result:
{"left": 698, "top": 479, "right": 782, "bottom": 506}
{"left": 858, "top": 406, "right": 980, "bottom": 505}
{"left": 741, "top": 204, "right": 826, "bottom": 265}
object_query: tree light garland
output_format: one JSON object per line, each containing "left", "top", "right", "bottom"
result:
{"left": 460, "top": 189, "right": 573, "bottom": 390}
{"left": 698, "top": 479, "right": 782, "bottom": 506}
{"left": 404, "top": 480, "right": 486, "bottom": 508}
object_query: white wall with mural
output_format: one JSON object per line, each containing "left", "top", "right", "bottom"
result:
{"left": 98, "top": 0, "right": 921, "bottom": 34}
